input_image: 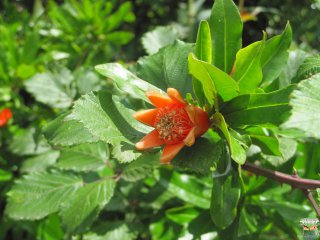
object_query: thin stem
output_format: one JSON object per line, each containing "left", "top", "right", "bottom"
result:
{"left": 242, "top": 162, "right": 320, "bottom": 190}
{"left": 302, "top": 189, "right": 320, "bottom": 217}
{"left": 238, "top": 0, "right": 245, "bottom": 13}
{"left": 242, "top": 161, "right": 320, "bottom": 217}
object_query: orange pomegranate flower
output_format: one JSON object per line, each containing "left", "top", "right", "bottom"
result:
{"left": 133, "top": 88, "right": 210, "bottom": 164}
{"left": 0, "top": 108, "right": 12, "bottom": 127}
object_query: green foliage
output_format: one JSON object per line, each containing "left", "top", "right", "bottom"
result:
{"left": 2, "top": 0, "right": 320, "bottom": 239}
{"left": 282, "top": 73, "right": 320, "bottom": 139}
{"left": 209, "top": 0, "right": 243, "bottom": 73}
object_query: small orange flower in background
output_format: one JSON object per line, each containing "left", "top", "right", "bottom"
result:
{"left": 133, "top": 88, "right": 210, "bottom": 164}
{"left": 0, "top": 108, "right": 12, "bottom": 128}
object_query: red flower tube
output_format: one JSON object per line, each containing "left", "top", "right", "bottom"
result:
{"left": 133, "top": 88, "right": 210, "bottom": 164}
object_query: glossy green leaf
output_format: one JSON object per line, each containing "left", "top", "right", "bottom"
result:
{"left": 43, "top": 113, "right": 100, "bottom": 147}
{"left": 261, "top": 23, "right": 292, "bottom": 86}
{"left": 188, "top": 53, "right": 239, "bottom": 108}
{"left": 6, "top": 172, "right": 83, "bottom": 220}
{"left": 57, "top": 142, "right": 109, "bottom": 172}
{"left": 134, "top": 40, "right": 194, "bottom": 96}
{"left": 209, "top": 0, "right": 243, "bottom": 73}
{"left": 95, "top": 63, "right": 163, "bottom": 102}
{"left": 210, "top": 169, "right": 241, "bottom": 229}
{"left": 193, "top": 20, "right": 212, "bottom": 106}
{"left": 212, "top": 113, "right": 246, "bottom": 164}
{"left": 282, "top": 74, "right": 320, "bottom": 139}
{"left": 223, "top": 85, "right": 295, "bottom": 128}
{"left": 173, "top": 138, "right": 225, "bottom": 174}
{"left": 60, "top": 178, "right": 115, "bottom": 233}
{"left": 141, "top": 26, "right": 180, "bottom": 55}
{"left": 159, "top": 169, "right": 211, "bottom": 209}
{"left": 24, "top": 68, "right": 76, "bottom": 109}
{"left": 238, "top": 209, "right": 258, "bottom": 237}
{"left": 233, "top": 35, "right": 266, "bottom": 94}
{"left": 166, "top": 206, "right": 199, "bottom": 225}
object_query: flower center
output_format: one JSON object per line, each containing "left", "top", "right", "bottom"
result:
{"left": 154, "top": 103, "right": 194, "bottom": 144}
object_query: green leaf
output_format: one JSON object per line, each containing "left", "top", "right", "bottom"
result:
{"left": 173, "top": 138, "right": 225, "bottom": 174}
{"left": 6, "top": 172, "right": 83, "bottom": 220}
{"left": 0, "top": 169, "right": 13, "bottom": 182}
{"left": 84, "top": 221, "right": 136, "bottom": 240}
{"left": 282, "top": 74, "right": 320, "bottom": 139}
{"left": 69, "top": 92, "right": 151, "bottom": 163}
{"left": 21, "top": 150, "right": 60, "bottom": 174}
{"left": 263, "top": 137, "right": 297, "bottom": 166}
{"left": 188, "top": 53, "right": 239, "bottom": 108}
{"left": 223, "top": 85, "right": 295, "bottom": 128}
{"left": 134, "top": 40, "right": 194, "bottom": 96}
{"left": 238, "top": 209, "right": 258, "bottom": 237}
{"left": 75, "top": 67, "right": 102, "bottom": 95}
{"left": 159, "top": 169, "right": 211, "bottom": 209}
{"left": 294, "top": 55, "right": 320, "bottom": 82}
{"left": 141, "top": 26, "right": 180, "bottom": 55}
{"left": 43, "top": 113, "right": 100, "bottom": 147}
{"left": 104, "top": 31, "right": 134, "bottom": 45}
{"left": 9, "top": 128, "right": 37, "bottom": 156}
{"left": 57, "top": 142, "right": 109, "bottom": 172}
{"left": 209, "top": 0, "right": 243, "bottom": 73}
{"left": 210, "top": 168, "right": 241, "bottom": 229}
{"left": 261, "top": 23, "right": 292, "bottom": 86}
{"left": 233, "top": 35, "right": 266, "bottom": 94}
{"left": 24, "top": 68, "right": 76, "bottom": 109}
{"left": 278, "top": 50, "right": 309, "bottom": 88}
{"left": 212, "top": 113, "right": 246, "bottom": 164}
{"left": 60, "top": 178, "right": 115, "bottom": 233}
{"left": 122, "top": 152, "right": 160, "bottom": 182}
{"left": 95, "top": 63, "right": 163, "bottom": 102}
{"left": 166, "top": 206, "right": 200, "bottom": 225}
{"left": 193, "top": 20, "right": 212, "bottom": 106}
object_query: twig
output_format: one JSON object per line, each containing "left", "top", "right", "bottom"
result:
{"left": 242, "top": 161, "right": 320, "bottom": 216}
{"left": 302, "top": 189, "right": 320, "bottom": 217}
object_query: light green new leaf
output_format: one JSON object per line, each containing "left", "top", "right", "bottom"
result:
{"left": 282, "top": 74, "right": 320, "bottom": 139}
{"left": 95, "top": 63, "right": 163, "bottom": 102}
{"left": 141, "top": 26, "right": 180, "bottom": 55}
{"left": 188, "top": 54, "right": 239, "bottom": 108}
{"left": 6, "top": 172, "right": 83, "bottom": 220}
{"left": 212, "top": 113, "right": 246, "bottom": 165}
{"left": 60, "top": 178, "right": 115, "bottom": 233}
{"left": 24, "top": 68, "right": 76, "bottom": 109}
{"left": 233, "top": 35, "right": 266, "bottom": 94}
{"left": 209, "top": 0, "right": 243, "bottom": 73}
{"left": 261, "top": 23, "right": 292, "bottom": 86}
{"left": 166, "top": 206, "right": 200, "bottom": 225}
{"left": 193, "top": 20, "right": 212, "bottom": 106}
{"left": 223, "top": 85, "right": 295, "bottom": 128}
{"left": 159, "top": 169, "right": 211, "bottom": 209}
{"left": 69, "top": 92, "right": 151, "bottom": 163}
{"left": 134, "top": 40, "right": 194, "bottom": 96}
{"left": 210, "top": 168, "right": 241, "bottom": 229}
{"left": 57, "top": 142, "right": 109, "bottom": 172}
{"left": 43, "top": 113, "right": 100, "bottom": 147}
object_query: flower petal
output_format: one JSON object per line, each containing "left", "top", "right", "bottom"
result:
{"left": 160, "top": 142, "right": 185, "bottom": 164}
{"left": 167, "top": 88, "right": 186, "bottom": 106}
{"left": 146, "top": 91, "right": 173, "bottom": 108}
{"left": 136, "top": 129, "right": 164, "bottom": 150}
{"left": 183, "top": 127, "right": 195, "bottom": 147}
{"left": 194, "top": 107, "right": 210, "bottom": 137}
{"left": 184, "top": 105, "right": 196, "bottom": 124}
{"left": 133, "top": 109, "right": 158, "bottom": 127}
